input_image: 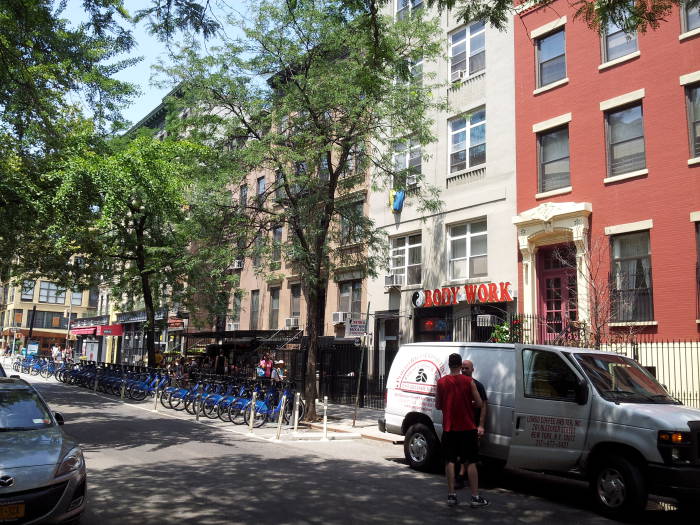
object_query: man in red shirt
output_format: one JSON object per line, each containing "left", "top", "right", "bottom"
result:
{"left": 435, "top": 353, "right": 488, "bottom": 508}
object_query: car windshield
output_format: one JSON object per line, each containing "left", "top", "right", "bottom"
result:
{"left": 0, "top": 389, "right": 54, "bottom": 431}
{"left": 573, "top": 353, "right": 679, "bottom": 404}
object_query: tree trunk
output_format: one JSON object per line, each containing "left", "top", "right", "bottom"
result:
{"left": 135, "top": 222, "right": 156, "bottom": 367}
{"left": 303, "top": 287, "right": 320, "bottom": 421}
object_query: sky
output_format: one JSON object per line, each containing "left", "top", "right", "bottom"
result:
{"left": 63, "top": 0, "right": 246, "bottom": 127}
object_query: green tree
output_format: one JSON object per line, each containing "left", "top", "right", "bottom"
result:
{"left": 427, "top": 0, "right": 699, "bottom": 33}
{"left": 162, "top": 0, "right": 445, "bottom": 418}
{"left": 44, "top": 134, "right": 218, "bottom": 367}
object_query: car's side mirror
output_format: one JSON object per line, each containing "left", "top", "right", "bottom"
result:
{"left": 575, "top": 379, "right": 589, "bottom": 405}
{"left": 54, "top": 412, "right": 65, "bottom": 425}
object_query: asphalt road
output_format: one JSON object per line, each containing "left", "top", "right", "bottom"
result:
{"left": 18, "top": 372, "right": 691, "bottom": 525}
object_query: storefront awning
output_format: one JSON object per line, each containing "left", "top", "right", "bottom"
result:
{"left": 96, "top": 324, "right": 124, "bottom": 336}
{"left": 70, "top": 327, "right": 96, "bottom": 335}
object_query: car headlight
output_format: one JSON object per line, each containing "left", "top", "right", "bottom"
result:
{"left": 658, "top": 431, "right": 693, "bottom": 465}
{"left": 55, "top": 447, "right": 84, "bottom": 477}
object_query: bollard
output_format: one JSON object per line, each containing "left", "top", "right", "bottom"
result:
{"left": 322, "top": 395, "right": 329, "bottom": 441}
{"left": 120, "top": 377, "right": 126, "bottom": 400}
{"left": 248, "top": 391, "right": 258, "bottom": 434}
{"left": 153, "top": 387, "right": 159, "bottom": 412}
{"left": 195, "top": 393, "right": 203, "bottom": 422}
{"left": 93, "top": 374, "right": 99, "bottom": 394}
{"left": 292, "top": 392, "right": 301, "bottom": 434}
{"left": 275, "top": 395, "right": 287, "bottom": 441}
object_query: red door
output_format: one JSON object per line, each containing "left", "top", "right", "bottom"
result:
{"left": 538, "top": 245, "right": 578, "bottom": 343}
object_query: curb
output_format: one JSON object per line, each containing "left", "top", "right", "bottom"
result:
{"left": 307, "top": 422, "right": 403, "bottom": 444}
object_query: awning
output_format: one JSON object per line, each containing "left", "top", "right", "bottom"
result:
{"left": 96, "top": 324, "right": 124, "bottom": 336}
{"left": 70, "top": 327, "right": 96, "bottom": 335}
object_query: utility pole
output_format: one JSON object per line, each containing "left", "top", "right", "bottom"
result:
{"left": 64, "top": 301, "right": 73, "bottom": 354}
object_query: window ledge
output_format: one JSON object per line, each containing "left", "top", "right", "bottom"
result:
{"left": 449, "top": 71, "right": 485, "bottom": 88}
{"left": 533, "top": 77, "right": 569, "bottom": 95}
{"left": 442, "top": 277, "right": 489, "bottom": 287}
{"left": 598, "top": 51, "right": 640, "bottom": 71}
{"left": 609, "top": 321, "right": 658, "bottom": 327}
{"left": 392, "top": 283, "right": 422, "bottom": 292}
{"left": 603, "top": 169, "right": 648, "bottom": 184}
{"left": 535, "top": 186, "right": 572, "bottom": 200}
{"left": 688, "top": 157, "right": 700, "bottom": 166}
{"left": 679, "top": 27, "right": 700, "bottom": 41}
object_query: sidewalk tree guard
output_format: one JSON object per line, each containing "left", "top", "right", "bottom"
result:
{"left": 161, "top": 0, "right": 445, "bottom": 419}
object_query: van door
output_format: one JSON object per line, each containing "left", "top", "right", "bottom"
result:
{"left": 508, "top": 346, "right": 591, "bottom": 471}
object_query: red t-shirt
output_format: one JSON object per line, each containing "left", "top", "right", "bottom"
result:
{"left": 436, "top": 374, "right": 476, "bottom": 432}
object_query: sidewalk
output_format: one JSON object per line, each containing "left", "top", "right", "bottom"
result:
{"left": 308, "top": 401, "right": 404, "bottom": 444}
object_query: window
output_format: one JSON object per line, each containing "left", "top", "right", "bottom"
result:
{"left": 318, "top": 156, "right": 330, "bottom": 180}
{"left": 611, "top": 231, "right": 654, "bottom": 322}
{"left": 231, "top": 293, "right": 242, "bottom": 322}
{"left": 88, "top": 288, "right": 99, "bottom": 308}
{"left": 407, "top": 55, "right": 423, "bottom": 85}
{"left": 239, "top": 184, "right": 248, "bottom": 208}
{"left": 449, "top": 108, "right": 486, "bottom": 173}
{"left": 28, "top": 311, "right": 77, "bottom": 330}
{"left": 272, "top": 226, "right": 283, "bottom": 267}
{"left": 13, "top": 309, "right": 22, "bottom": 327}
{"left": 39, "top": 282, "right": 65, "bottom": 304}
{"left": 250, "top": 290, "right": 260, "bottom": 330}
{"left": 688, "top": 84, "right": 700, "bottom": 158}
{"left": 343, "top": 143, "right": 365, "bottom": 178}
{"left": 538, "top": 126, "right": 570, "bottom": 192}
{"left": 390, "top": 234, "right": 422, "bottom": 285}
{"left": 71, "top": 288, "right": 82, "bottom": 306}
{"left": 256, "top": 176, "right": 266, "bottom": 198}
{"left": 393, "top": 137, "right": 421, "bottom": 186}
{"left": 340, "top": 201, "right": 364, "bottom": 244}
{"left": 269, "top": 288, "right": 280, "bottom": 329}
{"left": 339, "top": 280, "right": 362, "bottom": 317}
{"left": 449, "top": 220, "right": 487, "bottom": 280}
{"left": 449, "top": 22, "right": 485, "bottom": 82}
{"left": 275, "top": 170, "right": 285, "bottom": 199}
{"left": 536, "top": 29, "right": 566, "bottom": 87}
{"left": 21, "top": 281, "right": 35, "bottom": 301}
{"left": 603, "top": 19, "right": 637, "bottom": 62}
{"left": 606, "top": 104, "right": 646, "bottom": 176}
{"left": 683, "top": 2, "right": 700, "bottom": 32}
{"left": 523, "top": 349, "right": 579, "bottom": 401}
{"left": 396, "top": 0, "right": 423, "bottom": 20}
{"left": 290, "top": 284, "right": 301, "bottom": 318}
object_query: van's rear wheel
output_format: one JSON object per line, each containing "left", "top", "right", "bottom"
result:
{"left": 589, "top": 455, "right": 647, "bottom": 520}
{"left": 404, "top": 423, "right": 440, "bottom": 472}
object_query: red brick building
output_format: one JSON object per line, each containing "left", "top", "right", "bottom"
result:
{"left": 513, "top": 3, "right": 700, "bottom": 340}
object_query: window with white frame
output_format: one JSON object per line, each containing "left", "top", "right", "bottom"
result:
{"left": 603, "top": 19, "right": 637, "bottom": 62}
{"left": 536, "top": 29, "right": 566, "bottom": 87}
{"left": 250, "top": 290, "right": 260, "bottom": 330}
{"left": 256, "top": 176, "right": 266, "bottom": 196}
{"left": 339, "top": 280, "right": 362, "bottom": 317}
{"left": 393, "top": 136, "right": 421, "bottom": 186}
{"left": 688, "top": 84, "right": 700, "bottom": 158}
{"left": 683, "top": 1, "right": 700, "bottom": 32}
{"left": 290, "top": 284, "right": 301, "bottom": 318}
{"left": 538, "top": 126, "right": 570, "bottom": 192}
{"left": 610, "top": 231, "right": 653, "bottom": 322}
{"left": 449, "top": 221, "right": 487, "bottom": 280}
{"left": 390, "top": 234, "right": 422, "bottom": 285}
{"left": 21, "top": 280, "right": 34, "bottom": 301}
{"left": 450, "top": 22, "right": 485, "bottom": 82}
{"left": 271, "top": 226, "right": 283, "bottom": 267}
{"left": 39, "top": 282, "right": 65, "bottom": 304}
{"left": 71, "top": 288, "right": 82, "bottom": 306}
{"left": 449, "top": 108, "right": 486, "bottom": 173}
{"left": 396, "top": 0, "right": 423, "bottom": 20}
{"left": 606, "top": 103, "right": 646, "bottom": 176}
{"left": 269, "top": 287, "right": 280, "bottom": 329}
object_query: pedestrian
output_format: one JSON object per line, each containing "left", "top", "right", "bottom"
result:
{"left": 271, "top": 360, "right": 285, "bottom": 382}
{"left": 456, "top": 359, "right": 488, "bottom": 492}
{"left": 155, "top": 349, "right": 164, "bottom": 367}
{"left": 214, "top": 350, "right": 227, "bottom": 376}
{"left": 435, "top": 353, "right": 488, "bottom": 508}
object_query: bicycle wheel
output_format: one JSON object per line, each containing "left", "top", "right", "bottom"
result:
{"left": 284, "top": 398, "right": 306, "bottom": 424}
{"left": 185, "top": 397, "right": 201, "bottom": 415}
{"left": 243, "top": 405, "right": 268, "bottom": 428}
{"left": 129, "top": 385, "right": 148, "bottom": 401}
{"left": 40, "top": 367, "right": 51, "bottom": 379}
{"left": 218, "top": 402, "right": 232, "bottom": 422}
{"left": 203, "top": 401, "right": 219, "bottom": 419}
{"left": 229, "top": 403, "right": 246, "bottom": 425}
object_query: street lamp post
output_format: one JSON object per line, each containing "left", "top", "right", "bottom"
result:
{"left": 64, "top": 301, "right": 73, "bottom": 356}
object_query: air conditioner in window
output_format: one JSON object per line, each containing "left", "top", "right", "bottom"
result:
{"left": 332, "top": 311, "right": 351, "bottom": 324}
{"left": 285, "top": 317, "right": 300, "bottom": 329}
{"left": 451, "top": 69, "right": 467, "bottom": 83}
{"left": 406, "top": 174, "right": 418, "bottom": 187}
{"left": 384, "top": 274, "right": 405, "bottom": 288}
{"left": 227, "top": 322, "right": 240, "bottom": 331}
{"left": 476, "top": 314, "right": 498, "bottom": 327}
{"left": 231, "top": 260, "right": 244, "bottom": 270}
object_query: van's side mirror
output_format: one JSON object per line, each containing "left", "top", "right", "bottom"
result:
{"left": 54, "top": 412, "right": 65, "bottom": 425}
{"left": 575, "top": 379, "right": 589, "bottom": 405}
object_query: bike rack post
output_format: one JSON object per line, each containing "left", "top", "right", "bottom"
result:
{"left": 154, "top": 387, "right": 159, "bottom": 412}
{"left": 248, "top": 391, "right": 258, "bottom": 434}
{"left": 292, "top": 392, "right": 301, "bottom": 434}
{"left": 315, "top": 396, "right": 329, "bottom": 442}
{"left": 195, "top": 392, "right": 203, "bottom": 422}
{"left": 120, "top": 374, "right": 126, "bottom": 400}
{"left": 93, "top": 373, "right": 99, "bottom": 394}
{"left": 274, "top": 395, "right": 287, "bottom": 441}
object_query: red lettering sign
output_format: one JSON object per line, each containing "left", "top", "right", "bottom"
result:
{"left": 450, "top": 287, "right": 459, "bottom": 305}
{"left": 477, "top": 284, "right": 489, "bottom": 302}
{"left": 425, "top": 290, "right": 433, "bottom": 307}
{"left": 465, "top": 285, "right": 477, "bottom": 304}
{"left": 500, "top": 282, "right": 513, "bottom": 302}
{"left": 433, "top": 289, "right": 442, "bottom": 306}
{"left": 488, "top": 283, "right": 499, "bottom": 302}
{"left": 441, "top": 287, "right": 451, "bottom": 305}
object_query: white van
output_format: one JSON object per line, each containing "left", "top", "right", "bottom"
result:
{"left": 378, "top": 342, "right": 700, "bottom": 519}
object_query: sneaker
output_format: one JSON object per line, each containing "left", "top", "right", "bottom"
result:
{"left": 470, "top": 495, "right": 490, "bottom": 508}
{"left": 447, "top": 493, "right": 458, "bottom": 507}
{"left": 455, "top": 475, "right": 465, "bottom": 490}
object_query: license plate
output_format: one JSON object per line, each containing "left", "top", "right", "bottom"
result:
{"left": 0, "top": 503, "right": 25, "bottom": 521}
